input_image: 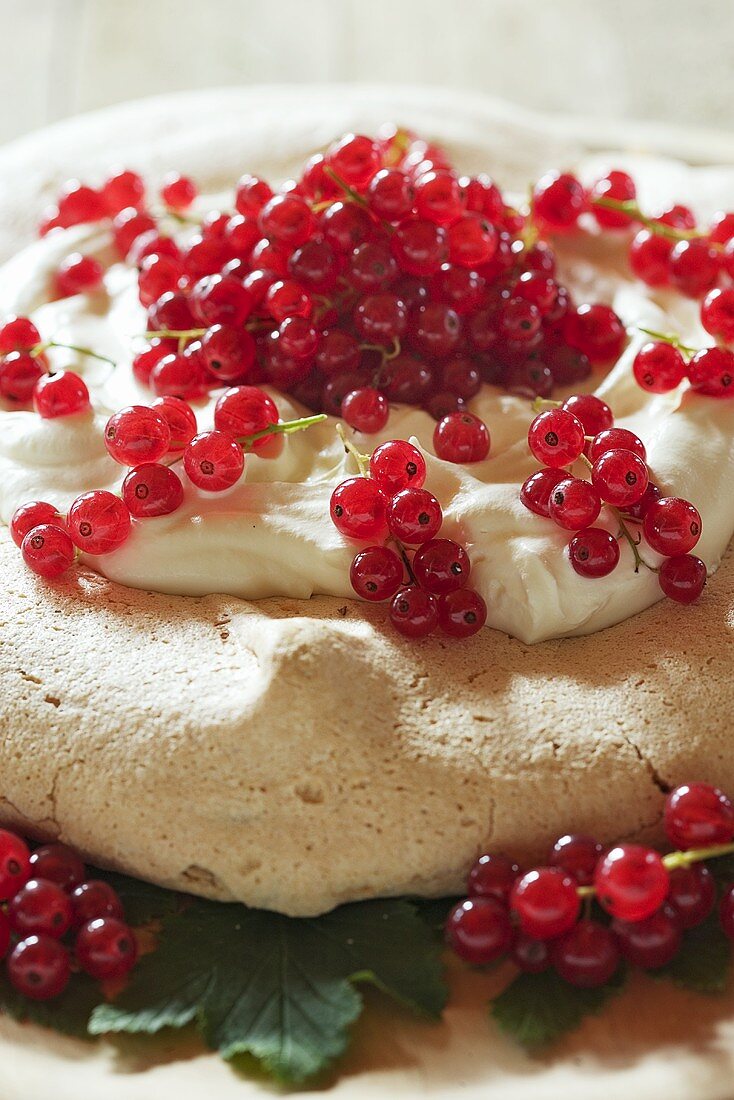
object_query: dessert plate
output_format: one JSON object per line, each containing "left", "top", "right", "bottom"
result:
{"left": 1, "top": 84, "right": 734, "bottom": 1098}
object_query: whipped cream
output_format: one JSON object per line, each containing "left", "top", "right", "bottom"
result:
{"left": 1, "top": 155, "right": 733, "bottom": 645}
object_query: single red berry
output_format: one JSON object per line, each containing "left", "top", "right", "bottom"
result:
{"left": 265, "top": 279, "right": 312, "bottom": 323}
{"left": 161, "top": 172, "right": 197, "bottom": 211}
{"left": 548, "top": 477, "right": 602, "bottom": 531}
{"left": 0, "top": 315, "right": 41, "bottom": 353}
{"left": 67, "top": 490, "right": 132, "bottom": 554}
{"left": 132, "top": 341, "right": 169, "bottom": 385}
{"left": 548, "top": 834, "right": 603, "bottom": 887}
{"left": 21, "top": 525, "right": 76, "bottom": 578}
{"left": 532, "top": 171, "right": 586, "bottom": 231}
{"left": 56, "top": 181, "right": 105, "bottom": 225}
{"left": 667, "top": 864, "right": 716, "bottom": 929}
{"left": 447, "top": 213, "right": 498, "bottom": 268}
{"left": 701, "top": 287, "right": 734, "bottom": 343}
{"left": 354, "top": 293, "right": 407, "bottom": 344}
{"left": 387, "top": 488, "right": 442, "bottom": 545}
{"left": 190, "top": 275, "right": 253, "bottom": 329}
{"left": 629, "top": 229, "right": 673, "bottom": 287}
{"left": 709, "top": 210, "right": 734, "bottom": 245}
{"left": 437, "top": 589, "right": 487, "bottom": 637}
{"left": 389, "top": 585, "right": 439, "bottom": 638}
{"left": 367, "top": 168, "right": 415, "bottom": 221}
{"left": 498, "top": 298, "right": 542, "bottom": 343}
{"left": 101, "top": 170, "right": 145, "bottom": 215}
{"left": 8, "top": 879, "right": 73, "bottom": 939}
{"left": 350, "top": 545, "right": 403, "bottom": 601}
{"left": 568, "top": 527, "right": 620, "bottom": 579}
{"left": 552, "top": 920, "right": 620, "bottom": 987}
{"left": 527, "top": 408, "right": 585, "bottom": 468}
{"left": 183, "top": 431, "right": 244, "bottom": 492}
{"left": 112, "top": 207, "right": 157, "bottom": 258}
{"left": 104, "top": 405, "right": 171, "bottom": 466}
{"left": 445, "top": 897, "right": 513, "bottom": 965}
{"left": 665, "top": 783, "right": 734, "bottom": 849}
{"left": 720, "top": 885, "right": 734, "bottom": 940}
{"left": 612, "top": 904, "right": 682, "bottom": 968}
{"left": 277, "top": 316, "right": 319, "bottom": 361}
{"left": 391, "top": 218, "right": 449, "bottom": 277}
{"left": 658, "top": 554, "right": 706, "bottom": 604}
{"left": 510, "top": 867, "right": 581, "bottom": 940}
{"left": 0, "top": 351, "right": 45, "bottom": 403}
{"left": 330, "top": 477, "right": 388, "bottom": 540}
{"left": 589, "top": 428, "right": 646, "bottom": 463}
{"left": 632, "top": 341, "right": 687, "bottom": 394}
{"left": 412, "top": 538, "right": 470, "bottom": 595}
{"left": 214, "top": 386, "right": 278, "bottom": 451}
{"left": 76, "top": 917, "right": 138, "bottom": 980}
{"left": 71, "top": 880, "right": 124, "bottom": 926}
{"left": 592, "top": 448, "right": 649, "bottom": 507}
{"left": 348, "top": 241, "right": 398, "bottom": 292}
{"left": 624, "top": 481, "right": 662, "bottom": 522}
{"left": 594, "top": 844, "right": 669, "bottom": 921}
{"left": 326, "top": 133, "right": 381, "bottom": 190}
{"left": 259, "top": 194, "right": 314, "bottom": 247}
{"left": 687, "top": 346, "right": 734, "bottom": 397}
{"left": 512, "top": 934, "right": 551, "bottom": 973}
{"left": 122, "top": 463, "right": 184, "bottom": 518}
{"left": 669, "top": 238, "right": 720, "bottom": 298}
{"left": 7, "top": 935, "right": 71, "bottom": 1000}
{"left": 589, "top": 170, "right": 637, "bottom": 229}
{"left": 643, "top": 497, "right": 701, "bottom": 556}
{"left": 341, "top": 388, "right": 390, "bottom": 434}
{"left": 409, "top": 301, "right": 461, "bottom": 359}
{"left": 54, "top": 253, "right": 104, "bottom": 298}
{"left": 520, "top": 467, "right": 566, "bottom": 518}
{"left": 467, "top": 854, "right": 520, "bottom": 902}
{"left": 370, "top": 439, "right": 426, "bottom": 495}
{"left": 561, "top": 393, "right": 613, "bottom": 436}
{"left": 30, "top": 844, "right": 86, "bottom": 891}
{"left": 201, "top": 325, "right": 257, "bottom": 385}
{"left": 151, "top": 395, "right": 197, "bottom": 453}
{"left": 10, "top": 501, "right": 61, "bottom": 547}
{"left": 440, "top": 356, "right": 481, "bottom": 398}
{"left": 235, "top": 174, "right": 273, "bottom": 216}
{"left": 564, "top": 304, "right": 626, "bottom": 365}
{"left": 0, "top": 830, "right": 31, "bottom": 899}
{"left": 433, "top": 412, "right": 490, "bottom": 463}
{"left": 33, "top": 371, "right": 90, "bottom": 418}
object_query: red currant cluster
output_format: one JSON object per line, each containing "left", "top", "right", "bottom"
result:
{"left": 37, "top": 131, "right": 626, "bottom": 426}
{"left": 11, "top": 384, "right": 323, "bottom": 579}
{"left": 0, "top": 833, "right": 136, "bottom": 1001}
{"left": 330, "top": 435, "right": 486, "bottom": 638}
{"left": 633, "top": 331, "right": 734, "bottom": 400}
{"left": 447, "top": 782, "right": 734, "bottom": 987}
{"left": 520, "top": 393, "right": 706, "bottom": 604}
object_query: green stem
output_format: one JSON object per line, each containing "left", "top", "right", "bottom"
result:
{"left": 577, "top": 841, "right": 734, "bottom": 900}
{"left": 589, "top": 197, "right": 701, "bottom": 241}
{"left": 638, "top": 326, "right": 698, "bottom": 358}
{"left": 144, "top": 327, "right": 207, "bottom": 341}
{"left": 323, "top": 166, "right": 369, "bottom": 209}
{"left": 531, "top": 395, "right": 562, "bottom": 415}
{"left": 32, "top": 340, "right": 116, "bottom": 368}
{"left": 238, "top": 413, "right": 326, "bottom": 451}
{"left": 336, "top": 423, "right": 370, "bottom": 476}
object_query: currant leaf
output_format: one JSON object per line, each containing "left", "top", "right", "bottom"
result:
{"left": 89, "top": 896, "right": 447, "bottom": 1083}
{"left": 0, "top": 971, "right": 101, "bottom": 1039}
{"left": 654, "top": 915, "right": 732, "bottom": 994}
{"left": 491, "top": 966, "right": 626, "bottom": 1050}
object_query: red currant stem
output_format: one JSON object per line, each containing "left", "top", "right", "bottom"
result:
{"left": 530, "top": 395, "right": 563, "bottom": 415}
{"left": 589, "top": 197, "right": 700, "bottom": 241}
{"left": 144, "top": 327, "right": 207, "bottom": 341}
{"left": 392, "top": 537, "right": 418, "bottom": 585}
{"left": 322, "top": 166, "right": 370, "bottom": 209}
{"left": 577, "top": 840, "right": 734, "bottom": 900}
{"left": 236, "top": 413, "right": 326, "bottom": 451}
{"left": 335, "top": 422, "right": 370, "bottom": 476}
{"left": 637, "top": 326, "right": 698, "bottom": 358}
{"left": 32, "top": 340, "right": 116, "bottom": 368}
{"left": 156, "top": 206, "right": 202, "bottom": 226}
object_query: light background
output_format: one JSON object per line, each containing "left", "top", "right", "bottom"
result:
{"left": 2, "top": 0, "right": 733, "bottom": 146}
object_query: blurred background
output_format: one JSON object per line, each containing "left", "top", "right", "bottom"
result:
{"left": 2, "top": 0, "right": 733, "bottom": 146}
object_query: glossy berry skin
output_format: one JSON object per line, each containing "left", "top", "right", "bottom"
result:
{"left": 389, "top": 586, "right": 439, "bottom": 638}
{"left": 629, "top": 229, "right": 673, "bottom": 287}
{"left": 687, "top": 346, "right": 734, "bottom": 397}
{"left": 564, "top": 304, "right": 626, "bottom": 365}
{"left": 669, "top": 238, "right": 720, "bottom": 298}
{"left": 445, "top": 897, "right": 514, "bottom": 965}
{"left": 101, "top": 169, "right": 146, "bottom": 215}
{"left": 8, "top": 879, "right": 73, "bottom": 939}
{"left": 367, "top": 168, "right": 414, "bottom": 221}
{"left": 0, "top": 830, "right": 31, "bottom": 900}
{"left": 548, "top": 477, "right": 601, "bottom": 531}
{"left": 71, "top": 880, "right": 125, "bottom": 926}
{"left": 7, "top": 935, "right": 71, "bottom": 1001}
{"left": 512, "top": 934, "right": 551, "bottom": 974}
{"left": 664, "top": 783, "right": 734, "bottom": 850}
{"left": 0, "top": 315, "right": 41, "bottom": 353}
{"left": 341, "top": 388, "right": 390, "bottom": 435}
{"left": 259, "top": 194, "right": 314, "bottom": 247}
{"left": 161, "top": 172, "right": 197, "bottom": 210}
{"left": 437, "top": 588, "right": 487, "bottom": 637}
{"left": 151, "top": 395, "right": 197, "bottom": 453}
{"left": 527, "top": 409, "right": 585, "bottom": 468}
{"left": 370, "top": 440, "right": 426, "bottom": 495}
{"left": 594, "top": 844, "right": 669, "bottom": 922}
{"left": 412, "top": 538, "right": 470, "bottom": 595}
{"left": 612, "top": 905, "right": 682, "bottom": 968}
{"left": 10, "top": 501, "right": 60, "bottom": 547}
{"left": 184, "top": 431, "right": 245, "bottom": 492}
{"left": 33, "top": 371, "right": 90, "bottom": 418}
{"left": 643, "top": 497, "right": 701, "bottom": 556}
{"left": 76, "top": 917, "right": 138, "bottom": 980}
{"left": 561, "top": 393, "right": 613, "bottom": 436}
{"left": 0, "top": 351, "right": 45, "bottom": 403}
{"left": 327, "top": 133, "right": 381, "bottom": 189}
{"left": 520, "top": 468, "right": 565, "bottom": 518}
{"left": 30, "top": 843, "right": 85, "bottom": 892}
{"left": 552, "top": 920, "right": 620, "bottom": 987}
{"left": 122, "top": 463, "right": 184, "bottom": 518}
{"left": 632, "top": 341, "right": 687, "bottom": 394}
{"left": 21, "top": 524, "right": 76, "bottom": 578}
{"left": 391, "top": 218, "right": 449, "bottom": 277}
{"left": 202, "top": 324, "right": 257, "bottom": 384}
{"left": 433, "top": 412, "right": 490, "bottom": 463}
{"left": 104, "top": 405, "right": 171, "bottom": 466}
{"left": 568, "top": 527, "right": 620, "bottom": 579}
{"left": 592, "top": 448, "right": 648, "bottom": 507}
{"left": 350, "top": 545, "right": 403, "bottom": 601}
{"left": 548, "top": 834, "right": 603, "bottom": 887}
{"left": 54, "top": 252, "right": 104, "bottom": 298}
{"left": 67, "top": 491, "right": 132, "bottom": 555}
{"left": 589, "top": 428, "right": 646, "bottom": 464}
{"left": 589, "top": 170, "right": 637, "bottom": 229}
{"left": 532, "top": 171, "right": 586, "bottom": 231}
{"left": 214, "top": 386, "right": 278, "bottom": 451}
{"left": 667, "top": 864, "right": 716, "bottom": 929}
{"left": 330, "top": 477, "right": 388, "bottom": 540}
{"left": 701, "top": 287, "right": 734, "bottom": 343}
{"left": 658, "top": 553, "right": 706, "bottom": 603}
{"left": 387, "top": 488, "right": 442, "bottom": 545}
{"left": 510, "top": 867, "right": 581, "bottom": 940}
{"left": 720, "top": 885, "right": 734, "bottom": 940}
{"left": 467, "top": 853, "right": 520, "bottom": 902}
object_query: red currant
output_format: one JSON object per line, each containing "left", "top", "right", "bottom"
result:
{"left": 591, "top": 448, "right": 648, "bottom": 507}
{"left": 10, "top": 501, "right": 61, "bottom": 546}
{"left": 629, "top": 230, "right": 673, "bottom": 287}
{"left": 122, "top": 463, "right": 184, "bottom": 518}
{"left": 564, "top": 304, "right": 626, "bottom": 365}
{"left": 669, "top": 238, "right": 719, "bottom": 298}
{"left": 370, "top": 440, "right": 426, "bottom": 495}
{"left": 21, "top": 525, "right": 76, "bottom": 578}
{"left": 326, "top": 134, "right": 381, "bottom": 190}
{"left": 76, "top": 917, "right": 138, "bottom": 980}
{"left": 437, "top": 589, "right": 487, "bottom": 637}
{"left": 548, "top": 477, "right": 601, "bottom": 530}
{"left": 520, "top": 468, "right": 566, "bottom": 517}
{"left": 33, "top": 371, "right": 90, "bottom": 419}
{"left": 589, "top": 170, "right": 637, "bottom": 229}
{"left": 568, "top": 527, "right": 620, "bottom": 578}
{"left": 548, "top": 834, "right": 603, "bottom": 887}
{"left": 387, "top": 488, "right": 442, "bottom": 545}
{"left": 658, "top": 553, "right": 706, "bottom": 603}
{"left": 8, "top": 879, "right": 73, "bottom": 939}
{"left": 259, "top": 194, "right": 314, "bottom": 248}
{"left": 30, "top": 843, "right": 85, "bottom": 891}
{"left": 389, "top": 585, "right": 438, "bottom": 638}
{"left": 664, "top": 783, "right": 734, "bottom": 849}
{"left": 330, "top": 477, "right": 388, "bottom": 540}
{"left": 467, "top": 854, "right": 520, "bottom": 902}
{"left": 561, "top": 393, "right": 613, "bottom": 436}
{"left": 412, "top": 538, "right": 470, "bottom": 595}
{"left": 612, "top": 904, "right": 682, "bottom": 968}
{"left": 71, "top": 880, "right": 124, "bottom": 926}
{"left": 350, "top": 545, "right": 403, "bottom": 601}
{"left": 445, "top": 897, "right": 513, "bottom": 965}
{"left": 102, "top": 170, "right": 145, "bottom": 215}
{"left": 433, "top": 412, "right": 490, "bottom": 463}
{"left": 527, "top": 408, "right": 585, "bottom": 468}
{"left": 0, "top": 316, "right": 41, "bottom": 353}
{"left": 0, "top": 352, "right": 45, "bottom": 403}
{"left": 589, "top": 428, "right": 646, "bottom": 463}
{"left": 552, "top": 920, "right": 620, "bottom": 987}
{"left": 0, "top": 830, "right": 31, "bottom": 899}
{"left": 532, "top": 171, "right": 586, "bottom": 231}
{"left": 341, "top": 388, "right": 390, "bottom": 434}
{"left": 510, "top": 867, "right": 581, "bottom": 940}
{"left": 594, "top": 844, "right": 669, "bottom": 921}
{"left": 54, "top": 253, "right": 103, "bottom": 298}
{"left": 687, "top": 346, "right": 734, "bottom": 397}
{"left": 105, "top": 405, "right": 171, "bottom": 466}
{"left": 214, "top": 386, "right": 278, "bottom": 451}
{"left": 183, "top": 431, "right": 244, "bottom": 492}
{"left": 667, "top": 864, "right": 715, "bottom": 929}
{"left": 8, "top": 935, "right": 70, "bottom": 1000}
{"left": 161, "top": 172, "right": 197, "bottom": 211}
{"left": 643, "top": 497, "right": 701, "bottom": 556}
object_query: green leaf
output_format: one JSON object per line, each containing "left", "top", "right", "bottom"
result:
{"left": 655, "top": 915, "right": 732, "bottom": 994}
{"left": 0, "top": 971, "right": 102, "bottom": 1038}
{"left": 491, "top": 966, "right": 625, "bottom": 1051}
{"left": 90, "top": 897, "right": 446, "bottom": 1084}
